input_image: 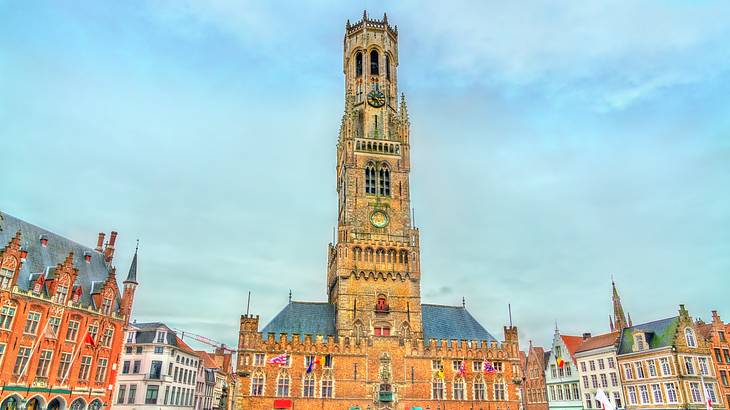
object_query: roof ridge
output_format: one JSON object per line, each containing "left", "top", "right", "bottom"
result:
{"left": 629, "top": 316, "right": 678, "bottom": 329}
{"left": 1, "top": 211, "right": 100, "bottom": 254}
{"left": 421, "top": 303, "right": 464, "bottom": 309}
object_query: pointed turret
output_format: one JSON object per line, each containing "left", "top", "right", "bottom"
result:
{"left": 612, "top": 279, "right": 628, "bottom": 330}
{"left": 121, "top": 241, "right": 139, "bottom": 327}
{"left": 400, "top": 93, "right": 409, "bottom": 122}
{"left": 124, "top": 243, "right": 138, "bottom": 285}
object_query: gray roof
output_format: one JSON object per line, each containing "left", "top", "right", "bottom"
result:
{"left": 422, "top": 304, "right": 497, "bottom": 343}
{"left": 125, "top": 245, "right": 138, "bottom": 283}
{"left": 261, "top": 302, "right": 336, "bottom": 339}
{"left": 617, "top": 316, "right": 679, "bottom": 355}
{"left": 0, "top": 211, "right": 124, "bottom": 309}
{"left": 130, "top": 322, "right": 180, "bottom": 346}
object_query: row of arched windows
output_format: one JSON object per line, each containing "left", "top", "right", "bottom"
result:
{"left": 251, "top": 370, "right": 334, "bottom": 398}
{"left": 365, "top": 163, "right": 390, "bottom": 196}
{"left": 432, "top": 377, "right": 506, "bottom": 401}
{"left": 356, "top": 140, "right": 400, "bottom": 154}
{"left": 354, "top": 50, "right": 393, "bottom": 80}
{"left": 352, "top": 247, "right": 408, "bottom": 264}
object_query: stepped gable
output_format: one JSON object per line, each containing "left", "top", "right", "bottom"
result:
{"left": 0, "top": 210, "right": 121, "bottom": 308}
{"left": 421, "top": 304, "right": 496, "bottom": 342}
{"left": 617, "top": 316, "right": 679, "bottom": 355}
{"left": 575, "top": 331, "right": 619, "bottom": 353}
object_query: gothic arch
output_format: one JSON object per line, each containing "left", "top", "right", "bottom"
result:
{"left": 370, "top": 49, "right": 379, "bottom": 75}
{"left": 25, "top": 395, "right": 46, "bottom": 410}
{"left": 87, "top": 399, "right": 102, "bottom": 410}
{"left": 48, "top": 396, "right": 67, "bottom": 410}
{"left": 69, "top": 398, "right": 87, "bottom": 410}
{"left": 0, "top": 395, "right": 22, "bottom": 410}
{"left": 354, "top": 51, "right": 363, "bottom": 77}
{"left": 364, "top": 162, "right": 377, "bottom": 195}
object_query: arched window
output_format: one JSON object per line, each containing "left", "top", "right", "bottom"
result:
{"left": 365, "top": 248, "right": 373, "bottom": 262}
{"left": 353, "top": 320, "right": 364, "bottom": 344}
{"left": 432, "top": 376, "right": 444, "bottom": 399}
{"left": 302, "top": 374, "right": 315, "bottom": 397}
{"left": 355, "top": 52, "right": 363, "bottom": 77}
{"left": 251, "top": 370, "right": 265, "bottom": 396}
{"left": 321, "top": 373, "right": 334, "bottom": 398}
{"left": 365, "top": 164, "right": 376, "bottom": 194}
{"left": 473, "top": 375, "right": 486, "bottom": 400}
{"left": 386, "top": 53, "right": 391, "bottom": 80}
{"left": 276, "top": 371, "right": 290, "bottom": 397}
{"left": 400, "top": 322, "right": 411, "bottom": 338}
{"left": 370, "top": 50, "right": 379, "bottom": 75}
{"left": 379, "top": 165, "right": 391, "bottom": 196}
{"left": 685, "top": 327, "right": 697, "bottom": 348}
{"left": 453, "top": 377, "right": 466, "bottom": 400}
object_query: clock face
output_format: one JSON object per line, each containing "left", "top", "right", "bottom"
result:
{"left": 370, "top": 210, "right": 389, "bottom": 228}
{"left": 367, "top": 89, "right": 386, "bottom": 107}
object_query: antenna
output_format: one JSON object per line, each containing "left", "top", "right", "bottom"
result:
{"left": 246, "top": 291, "right": 251, "bottom": 316}
{"left": 508, "top": 303, "right": 513, "bottom": 327}
{"left": 288, "top": 289, "right": 292, "bottom": 304}
{"left": 412, "top": 208, "right": 415, "bottom": 226}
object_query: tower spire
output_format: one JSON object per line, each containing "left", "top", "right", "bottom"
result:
{"left": 124, "top": 240, "right": 139, "bottom": 284}
{"left": 612, "top": 278, "right": 628, "bottom": 330}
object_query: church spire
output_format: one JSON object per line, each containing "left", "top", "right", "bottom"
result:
{"left": 124, "top": 240, "right": 139, "bottom": 284}
{"left": 612, "top": 278, "right": 628, "bottom": 330}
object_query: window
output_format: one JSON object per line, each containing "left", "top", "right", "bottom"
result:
{"left": 494, "top": 382, "right": 505, "bottom": 400}
{"left": 13, "top": 346, "right": 31, "bottom": 375}
{"left": 724, "top": 349, "right": 730, "bottom": 364}
{"left": 128, "top": 384, "right": 137, "bottom": 404}
{"left": 652, "top": 384, "right": 663, "bottom": 403}
{"left": 494, "top": 361, "right": 503, "bottom": 372}
{"left": 370, "top": 50, "right": 379, "bottom": 75}
{"left": 276, "top": 374, "right": 290, "bottom": 396}
{"left": 636, "top": 362, "right": 645, "bottom": 378}
{"left": 117, "top": 385, "right": 126, "bottom": 404}
{"left": 600, "top": 373, "right": 608, "bottom": 387}
{"left": 566, "top": 364, "right": 572, "bottom": 376}
{"left": 581, "top": 362, "right": 587, "bottom": 372}
{"left": 101, "top": 328, "right": 113, "bottom": 347}
{"left": 582, "top": 376, "right": 589, "bottom": 388}
{"left": 96, "top": 358, "right": 108, "bottom": 382}
{"left": 355, "top": 52, "right": 362, "bottom": 77}
{"left": 156, "top": 331, "right": 165, "bottom": 343}
{"left": 472, "top": 360, "right": 483, "bottom": 372}
{"left": 591, "top": 375, "right": 598, "bottom": 388}
{"left": 572, "top": 383, "right": 579, "bottom": 400}
{"left": 453, "top": 378, "right": 465, "bottom": 400}
{"left": 590, "top": 360, "right": 596, "bottom": 371}
{"left": 613, "top": 391, "right": 622, "bottom": 408}
{"left": 378, "top": 165, "right": 390, "bottom": 196}
{"left": 557, "top": 384, "right": 564, "bottom": 400}
{"left": 0, "top": 344, "right": 4, "bottom": 366}
{"left": 66, "top": 320, "right": 79, "bottom": 342}
{"left": 721, "top": 370, "right": 728, "bottom": 386}
{"left": 24, "top": 311, "right": 41, "bottom": 334}
{"left": 664, "top": 383, "right": 677, "bottom": 403}
{"left": 122, "top": 361, "right": 130, "bottom": 374}
{"left": 302, "top": 374, "right": 315, "bottom": 397}
{"left": 146, "top": 385, "right": 159, "bottom": 404}
{"left": 133, "top": 360, "right": 141, "bottom": 374}
{"left": 716, "top": 348, "right": 723, "bottom": 363}
{"left": 608, "top": 357, "right": 615, "bottom": 368}
{"left": 433, "top": 378, "right": 444, "bottom": 400}
{"left": 585, "top": 394, "right": 593, "bottom": 409}
{"left": 385, "top": 53, "right": 391, "bottom": 80}
{"left": 78, "top": 356, "right": 92, "bottom": 380}
{"left": 660, "top": 357, "right": 671, "bottom": 375}
{"left": 685, "top": 357, "right": 695, "bottom": 375}
{"left": 648, "top": 359, "right": 657, "bottom": 377}
{"left": 88, "top": 323, "right": 99, "bottom": 340}
{"left": 720, "top": 331, "right": 727, "bottom": 342}
{"left": 0, "top": 267, "right": 13, "bottom": 289}
{"left": 57, "top": 352, "right": 72, "bottom": 379}
{"left": 549, "top": 385, "right": 556, "bottom": 401}
{"left": 254, "top": 353, "right": 265, "bottom": 366}
{"left": 474, "top": 379, "right": 485, "bottom": 400}
{"left": 598, "top": 358, "right": 605, "bottom": 369}
{"left": 551, "top": 364, "right": 557, "bottom": 378}
{"left": 54, "top": 285, "right": 68, "bottom": 304}
{"left": 0, "top": 305, "right": 15, "bottom": 330}
{"left": 635, "top": 334, "right": 646, "bottom": 351}
{"left": 321, "top": 377, "right": 333, "bottom": 398}
{"left": 154, "top": 346, "right": 163, "bottom": 354}
{"left": 627, "top": 386, "right": 638, "bottom": 404}
{"left": 639, "top": 385, "right": 650, "bottom": 404}
{"left": 699, "top": 357, "right": 710, "bottom": 375}
{"left": 125, "top": 346, "right": 132, "bottom": 354}
{"left": 36, "top": 350, "right": 53, "bottom": 377}
{"left": 610, "top": 372, "right": 618, "bottom": 386}
{"left": 686, "top": 327, "right": 697, "bottom": 347}
{"left": 374, "top": 326, "right": 390, "bottom": 336}
{"left": 101, "top": 298, "right": 112, "bottom": 315}
{"left": 704, "top": 383, "right": 718, "bottom": 403}
{"left": 564, "top": 384, "right": 571, "bottom": 400}
{"left": 136, "top": 346, "right": 142, "bottom": 354}
{"left": 624, "top": 363, "right": 634, "bottom": 379}
{"left": 690, "top": 382, "right": 702, "bottom": 402}
{"left": 46, "top": 316, "right": 61, "bottom": 337}
{"left": 365, "top": 165, "right": 376, "bottom": 194}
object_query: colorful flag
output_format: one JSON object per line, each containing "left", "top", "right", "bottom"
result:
{"left": 437, "top": 369, "right": 445, "bottom": 380}
{"left": 306, "top": 356, "right": 320, "bottom": 374}
{"left": 84, "top": 332, "right": 96, "bottom": 348}
{"left": 483, "top": 361, "right": 496, "bottom": 374}
{"left": 701, "top": 376, "right": 713, "bottom": 410}
{"left": 44, "top": 323, "right": 57, "bottom": 339}
{"left": 595, "top": 389, "right": 615, "bottom": 410}
{"left": 458, "top": 360, "right": 466, "bottom": 377}
{"left": 269, "top": 353, "right": 288, "bottom": 365}
{"left": 556, "top": 355, "right": 565, "bottom": 368}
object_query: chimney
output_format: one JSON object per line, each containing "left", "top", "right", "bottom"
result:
{"left": 104, "top": 231, "right": 118, "bottom": 263}
{"left": 96, "top": 232, "right": 105, "bottom": 252}
{"left": 583, "top": 332, "right": 592, "bottom": 340}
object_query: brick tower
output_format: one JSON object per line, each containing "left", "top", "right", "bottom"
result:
{"left": 327, "top": 10, "right": 423, "bottom": 339}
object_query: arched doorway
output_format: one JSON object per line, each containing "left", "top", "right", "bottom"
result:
{"left": 26, "top": 396, "right": 45, "bottom": 410}
{"left": 69, "top": 398, "right": 86, "bottom": 410}
{"left": 0, "top": 396, "right": 21, "bottom": 410}
{"left": 48, "top": 397, "right": 65, "bottom": 410}
{"left": 87, "top": 400, "right": 101, "bottom": 410}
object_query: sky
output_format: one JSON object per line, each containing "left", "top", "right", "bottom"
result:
{"left": 1, "top": 0, "right": 729, "bottom": 350}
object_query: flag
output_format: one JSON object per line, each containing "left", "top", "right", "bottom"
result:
{"left": 701, "top": 375, "right": 713, "bottom": 410}
{"left": 556, "top": 355, "right": 565, "bottom": 369}
{"left": 84, "top": 332, "right": 96, "bottom": 348}
{"left": 44, "top": 323, "right": 57, "bottom": 339}
{"left": 269, "top": 353, "right": 288, "bottom": 365}
{"left": 306, "top": 356, "right": 319, "bottom": 374}
{"left": 458, "top": 360, "right": 466, "bottom": 377}
{"left": 437, "top": 369, "right": 445, "bottom": 380}
{"left": 595, "top": 389, "right": 615, "bottom": 410}
{"left": 483, "top": 361, "right": 496, "bottom": 374}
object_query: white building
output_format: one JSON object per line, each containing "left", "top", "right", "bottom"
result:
{"left": 575, "top": 332, "right": 625, "bottom": 410}
{"left": 114, "top": 322, "right": 201, "bottom": 409}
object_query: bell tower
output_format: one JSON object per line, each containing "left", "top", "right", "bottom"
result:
{"left": 327, "top": 11, "right": 422, "bottom": 339}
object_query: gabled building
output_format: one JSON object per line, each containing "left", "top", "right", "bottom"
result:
{"left": 114, "top": 322, "right": 200, "bottom": 409}
{"left": 523, "top": 342, "right": 549, "bottom": 410}
{"left": 545, "top": 327, "right": 584, "bottom": 410}
{"left": 194, "top": 351, "right": 218, "bottom": 410}
{"left": 575, "top": 331, "right": 622, "bottom": 409}
{"left": 696, "top": 310, "right": 730, "bottom": 408}
{"left": 0, "top": 211, "right": 137, "bottom": 410}
{"left": 616, "top": 305, "right": 722, "bottom": 410}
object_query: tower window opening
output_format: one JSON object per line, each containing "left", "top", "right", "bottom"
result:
{"left": 386, "top": 54, "right": 391, "bottom": 80}
{"left": 355, "top": 52, "right": 363, "bottom": 77}
{"left": 374, "top": 326, "right": 390, "bottom": 336}
{"left": 379, "top": 165, "right": 391, "bottom": 196}
{"left": 376, "top": 295, "right": 389, "bottom": 313}
{"left": 370, "top": 50, "right": 379, "bottom": 75}
{"left": 365, "top": 164, "right": 376, "bottom": 194}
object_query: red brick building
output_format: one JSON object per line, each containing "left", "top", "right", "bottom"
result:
{"left": 697, "top": 311, "right": 730, "bottom": 408}
{"left": 236, "top": 11, "right": 521, "bottom": 410}
{"left": 0, "top": 211, "right": 138, "bottom": 410}
{"left": 522, "top": 343, "right": 548, "bottom": 410}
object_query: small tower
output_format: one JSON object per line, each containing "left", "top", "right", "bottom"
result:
{"left": 121, "top": 242, "right": 139, "bottom": 327}
{"left": 612, "top": 279, "right": 628, "bottom": 330}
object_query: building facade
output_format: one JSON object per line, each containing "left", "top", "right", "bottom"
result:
{"left": 236, "top": 11, "right": 521, "bottom": 410}
{"left": 523, "top": 343, "right": 549, "bottom": 410}
{"left": 0, "top": 211, "right": 137, "bottom": 410}
{"left": 574, "top": 332, "right": 623, "bottom": 410}
{"left": 546, "top": 329, "right": 583, "bottom": 410}
{"left": 194, "top": 351, "right": 218, "bottom": 410}
{"left": 114, "top": 322, "right": 200, "bottom": 409}
{"left": 697, "top": 311, "right": 730, "bottom": 409}
{"left": 617, "top": 305, "right": 722, "bottom": 410}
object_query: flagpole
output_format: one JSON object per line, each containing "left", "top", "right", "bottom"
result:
{"left": 60, "top": 331, "right": 89, "bottom": 386}
{"left": 16, "top": 318, "right": 53, "bottom": 383}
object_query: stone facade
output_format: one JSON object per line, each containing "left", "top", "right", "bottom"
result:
{"left": 697, "top": 311, "right": 730, "bottom": 409}
{"left": 523, "top": 343, "right": 548, "bottom": 410}
{"left": 0, "top": 211, "right": 137, "bottom": 410}
{"left": 235, "top": 11, "right": 521, "bottom": 410}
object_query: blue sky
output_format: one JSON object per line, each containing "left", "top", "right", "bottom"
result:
{"left": 1, "top": 1, "right": 729, "bottom": 350}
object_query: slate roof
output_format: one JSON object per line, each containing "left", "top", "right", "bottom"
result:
{"left": 617, "top": 316, "right": 679, "bottom": 355}
{"left": 421, "top": 304, "right": 496, "bottom": 343}
{"left": 260, "top": 301, "right": 497, "bottom": 343}
{"left": 131, "top": 322, "right": 182, "bottom": 348}
{"left": 261, "top": 302, "right": 336, "bottom": 339}
{"left": 575, "top": 332, "right": 619, "bottom": 353}
{"left": 0, "top": 211, "right": 124, "bottom": 308}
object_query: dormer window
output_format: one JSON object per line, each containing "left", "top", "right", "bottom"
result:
{"left": 1, "top": 267, "right": 14, "bottom": 290}
{"left": 54, "top": 285, "right": 68, "bottom": 304}
{"left": 127, "top": 331, "right": 135, "bottom": 343}
{"left": 685, "top": 327, "right": 697, "bottom": 348}
{"left": 156, "top": 331, "right": 165, "bottom": 343}
{"left": 101, "top": 298, "right": 112, "bottom": 315}
{"left": 634, "top": 333, "right": 647, "bottom": 351}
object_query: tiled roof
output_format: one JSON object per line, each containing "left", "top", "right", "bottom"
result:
{"left": 196, "top": 350, "right": 219, "bottom": 370}
{"left": 175, "top": 336, "right": 196, "bottom": 355}
{"left": 617, "top": 317, "right": 679, "bottom": 355}
{"left": 0, "top": 211, "right": 123, "bottom": 308}
{"left": 422, "top": 304, "right": 496, "bottom": 343}
{"left": 261, "top": 302, "right": 336, "bottom": 339}
{"left": 560, "top": 335, "right": 584, "bottom": 360}
{"left": 528, "top": 346, "right": 547, "bottom": 369}
{"left": 696, "top": 321, "right": 712, "bottom": 340}
{"left": 575, "top": 332, "right": 619, "bottom": 353}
